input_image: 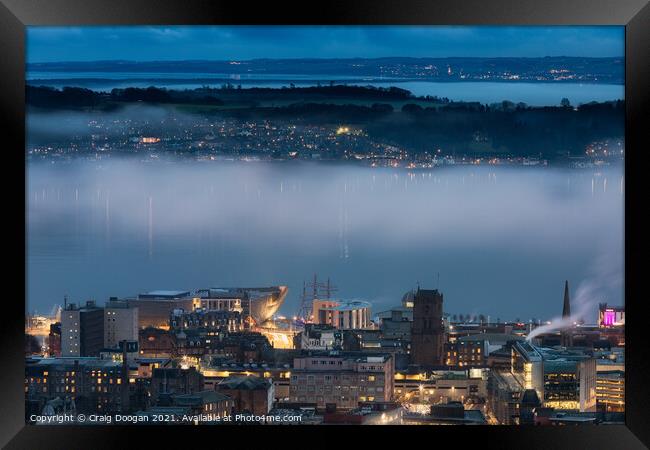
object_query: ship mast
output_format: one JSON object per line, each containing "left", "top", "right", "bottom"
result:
{"left": 297, "top": 274, "right": 338, "bottom": 322}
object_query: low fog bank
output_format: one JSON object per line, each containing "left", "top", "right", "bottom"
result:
{"left": 26, "top": 159, "right": 624, "bottom": 320}
{"left": 27, "top": 159, "right": 623, "bottom": 248}
{"left": 27, "top": 104, "right": 199, "bottom": 146}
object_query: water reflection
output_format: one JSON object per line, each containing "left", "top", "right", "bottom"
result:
{"left": 26, "top": 161, "right": 624, "bottom": 320}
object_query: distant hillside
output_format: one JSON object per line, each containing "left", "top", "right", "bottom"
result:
{"left": 26, "top": 84, "right": 624, "bottom": 159}
{"left": 27, "top": 56, "right": 624, "bottom": 83}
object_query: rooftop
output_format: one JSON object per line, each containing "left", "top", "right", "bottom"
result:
{"left": 458, "top": 333, "right": 524, "bottom": 343}
{"left": 488, "top": 346, "right": 513, "bottom": 357}
{"left": 135, "top": 406, "right": 191, "bottom": 417}
{"left": 26, "top": 357, "right": 122, "bottom": 369}
{"left": 597, "top": 370, "right": 624, "bottom": 380}
{"left": 520, "top": 389, "right": 541, "bottom": 406}
{"left": 139, "top": 290, "right": 191, "bottom": 298}
{"left": 512, "top": 341, "right": 543, "bottom": 362}
{"left": 63, "top": 301, "right": 102, "bottom": 312}
{"left": 543, "top": 359, "right": 581, "bottom": 373}
{"left": 321, "top": 300, "right": 372, "bottom": 312}
{"left": 302, "top": 350, "right": 391, "bottom": 361}
{"left": 492, "top": 369, "right": 524, "bottom": 392}
{"left": 376, "top": 306, "right": 413, "bottom": 317}
{"left": 217, "top": 375, "right": 271, "bottom": 390}
{"left": 105, "top": 299, "right": 132, "bottom": 309}
{"left": 198, "top": 288, "right": 247, "bottom": 299}
{"left": 173, "top": 390, "right": 232, "bottom": 405}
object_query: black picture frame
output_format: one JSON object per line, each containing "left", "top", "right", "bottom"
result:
{"left": 1, "top": 0, "right": 648, "bottom": 448}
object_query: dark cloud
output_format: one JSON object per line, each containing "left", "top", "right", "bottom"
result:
{"left": 27, "top": 26, "right": 624, "bottom": 63}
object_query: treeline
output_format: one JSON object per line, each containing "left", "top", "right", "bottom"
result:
{"left": 26, "top": 85, "right": 624, "bottom": 159}
{"left": 214, "top": 102, "right": 396, "bottom": 122}
{"left": 26, "top": 86, "right": 103, "bottom": 108}
{"left": 212, "top": 83, "right": 413, "bottom": 99}
{"left": 374, "top": 100, "right": 625, "bottom": 156}
{"left": 200, "top": 99, "right": 624, "bottom": 157}
{"left": 26, "top": 84, "right": 415, "bottom": 110}
{"left": 26, "top": 85, "right": 225, "bottom": 109}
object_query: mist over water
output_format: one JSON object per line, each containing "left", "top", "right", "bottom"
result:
{"left": 26, "top": 160, "right": 623, "bottom": 321}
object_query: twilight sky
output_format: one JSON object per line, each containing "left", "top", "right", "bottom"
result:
{"left": 26, "top": 26, "right": 624, "bottom": 63}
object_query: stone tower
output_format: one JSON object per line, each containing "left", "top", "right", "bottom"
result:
{"left": 411, "top": 288, "right": 444, "bottom": 367}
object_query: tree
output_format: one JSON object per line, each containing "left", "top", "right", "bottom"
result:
{"left": 560, "top": 98, "right": 571, "bottom": 108}
{"left": 402, "top": 103, "right": 423, "bottom": 114}
{"left": 371, "top": 103, "right": 394, "bottom": 113}
{"left": 501, "top": 100, "right": 516, "bottom": 111}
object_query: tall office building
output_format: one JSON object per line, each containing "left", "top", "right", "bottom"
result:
{"left": 61, "top": 301, "right": 104, "bottom": 357}
{"left": 410, "top": 288, "right": 444, "bottom": 367}
{"left": 104, "top": 298, "right": 139, "bottom": 349}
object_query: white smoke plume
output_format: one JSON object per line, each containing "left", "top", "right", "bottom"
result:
{"left": 526, "top": 248, "right": 623, "bottom": 342}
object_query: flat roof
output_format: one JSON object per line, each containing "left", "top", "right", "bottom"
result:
{"left": 493, "top": 370, "right": 524, "bottom": 392}
{"left": 513, "top": 341, "right": 543, "bottom": 361}
{"left": 136, "top": 407, "right": 191, "bottom": 416}
{"left": 458, "top": 333, "right": 524, "bottom": 343}
{"left": 322, "top": 300, "right": 372, "bottom": 311}
{"left": 549, "top": 416, "right": 597, "bottom": 423}
{"left": 174, "top": 390, "right": 232, "bottom": 403}
{"left": 30, "top": 357, "right": 122, "bottom": 369}
{"left": 138, "top": 290, "right": 191, "bottom": 298}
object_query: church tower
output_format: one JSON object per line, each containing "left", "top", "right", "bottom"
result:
{"left": 561, "top": 280, "right": 573, "bottom": 347}
{"left": 562, "top": 280, "right": 571, "bottom": 318}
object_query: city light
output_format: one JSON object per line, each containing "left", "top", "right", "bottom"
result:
{"left": 23, "top": 24, "right": 625, "bottom": 429}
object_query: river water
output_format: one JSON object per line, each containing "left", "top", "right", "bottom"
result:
{"left": 26, "top": 160, "right": 624, "bottom": 321}
{"left": 26, "top": 71, "right": 624, "bottom": 107}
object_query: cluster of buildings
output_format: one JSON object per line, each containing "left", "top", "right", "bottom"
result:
{"left": 26, "top": 110, "right": 620, "bottom": 169}
{"left": 25, "top": 280, "right": 624, "bottom": 425}
{"left": 26, "top": 116, "right": 383, "bottom": 162}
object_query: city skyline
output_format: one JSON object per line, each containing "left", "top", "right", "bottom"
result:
{"left": 24, "top": 24, "right": 625, "bottom": 427}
